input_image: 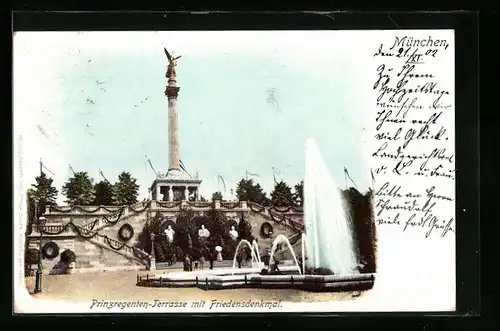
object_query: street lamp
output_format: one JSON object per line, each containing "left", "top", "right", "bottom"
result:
{"left": 267, "top": 230, "right": 274, "bottom": 267}
{"left": 150, "top": 232, "right": 156, "bottom": 258}
{"left": 34, "top": 216, "right": 47, "bottom": 294}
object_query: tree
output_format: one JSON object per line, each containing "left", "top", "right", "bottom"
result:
{"left": 237, "top": 213, "right": 254, "bottom": 242}
{"left": 135, "top": 211, "right": 176, "bottom": 263}
{"left": 270, "top": 180, "right": 295, "bottom": 206}
{"left": 174, "top": 208, "right": 197, "bottom": 256}
{"left": 112, "top": 172, "right": 140, "bottom": 205}
{"left": 293, "top": 181, "right": 304, "bottom": 206}
{"left": 29, "top": 173, "right": 58, "bottom": 216}
{"left": 93, "top": 181, "right": 114, "bottom": 205}
{"left": 211, "top": 191, "right": 223, "bottom": 201}
{"left": 61, "top": 172, "right": 95, "bottom": 205}
{"left": 204, "top": 205, "right": 233, "bottom": 258}
{"left": 235, "top": 179, "right": 269, "bottom": 205}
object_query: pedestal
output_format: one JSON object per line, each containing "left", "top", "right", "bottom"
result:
{"left": 149, "top": 257, "right": 156, "bottom": 271}
{"left": 67, "top": 262, "right": 76, "bottom": 274}
{"left": 34, "top": 268, "right": 42, "bottom": 293}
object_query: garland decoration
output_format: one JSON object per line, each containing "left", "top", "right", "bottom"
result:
{"left": 260, "top": 222, "right": 273, "bottom": 238}
{"left": 104, "top": 236, "right": 126, "bottom": 250}
{"left": 118, "top": 224, "right": 134, "bottom": 242}
{"left": 288, "top": 231, "right": 301, "bottom": 245}
{"left": 73, "top": 224, "right": 99, "bottom": 239}
{"left": 40, "top": 223, "right": 70, "bottom": 235}
{"left": 49, "top": 205, "right": 122, "bottom": 213}
{"left": 102, "top": 208, "right": 124, "bottom": 225}
{"left": 292, "top": 206, "right": 304, "bottom": 213}
{"left": 42, "top": 242, "right": 60, "bottom": 259}
{"left": 269, "top": 206, "right": 292, "bottom": 213}
{"left": 289, "top": 219, "right": 304, "bottom": 231}
{"left": 157, "top": 201, "right": 182, "bottom": 209}
{"left": 129, "top": 201, "right": 151, "bottom": 213}
{"left": 81, "top": 219, "right": 98, "bottom": 231}
{"left": 220, "top": 202, "right": 239, "bottom": 209}
{"left": 249, "top": 203, "right": 266, "bottom": 213}
{"left": 269, "top": 211, "right": 286, "bottom": 223}
{"left": 187, "top": 201, "right": 213, "bottom": 208}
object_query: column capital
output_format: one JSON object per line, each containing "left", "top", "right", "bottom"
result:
{"left": 165, "top": 86, "right": 180, "bottom": 98}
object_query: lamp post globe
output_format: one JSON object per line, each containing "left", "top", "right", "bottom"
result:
{"left": 34, "top": 216, "right": 47, "bottom": 294}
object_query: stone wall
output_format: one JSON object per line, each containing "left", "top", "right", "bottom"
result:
{"left": 29, "top": 201, "right": 305, "bottom": 274}
{"left": 73, "top": 237, "right": 143, "bottom": 270}
{"left": 246, "top": 211, "right": 303, "bottom": 261}
{"left": 27, "top": 235, "right": 76, "bottom": 275}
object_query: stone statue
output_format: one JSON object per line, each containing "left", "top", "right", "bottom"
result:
{"left": 164, "top": 47, "right": 182, "bottom": 79}
{"left": 198, "top": 224, "right": 210, "bottom": 238}
{"left": 164, "top": 225, "right": 175, "bottom": 243}
{"left": 229, "top": 225, "right": 239, "bottom": 241}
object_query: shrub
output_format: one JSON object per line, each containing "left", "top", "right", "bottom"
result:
{"left": 25, "top": 248, "right": 39, "bottom": 265}
{"left": 342, "top": 188, "right": 377, "bottom": 273}
{"left": 60, "top": 249, "right": 76, "bottom": 263}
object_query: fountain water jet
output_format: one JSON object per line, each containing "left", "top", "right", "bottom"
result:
{"left": 231, "top": 239, "right": 262, "bottom": 273}
{"left": 251, "top": 240, "right": 262, "bottom": 264}
{"left": 268, "top": 234, "right": 302, "bottom": 275}
{"left": 304, "top": 138, "right": 358, "bottom": 275}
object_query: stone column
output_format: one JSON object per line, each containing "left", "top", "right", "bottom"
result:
{"left": 195, "top": 189, "right": 200, "bottom": 201}
{"left": 166, "top": 76, "right": 181, "bottom": 171}
{"left": 168, "top": 186, "right": 173, "bottom": 201}
{"left": 184, "top": 186, "right": 189, "bottom": 201}
{"left": 156, "top": 184, "right": 161, "bottom": 201}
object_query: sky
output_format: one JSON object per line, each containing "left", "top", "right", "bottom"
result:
{"left": 13, "top": 31, "right": 374, "bottom": 204}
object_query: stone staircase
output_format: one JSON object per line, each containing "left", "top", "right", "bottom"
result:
{"left": 248, "top": 202, "right": 305, "bottom": 231}
{"left": 247, "top": 202, "right": 304, "bottom": 258}
{"left": 40, "top": 220, "right": 152, "bottom": 269}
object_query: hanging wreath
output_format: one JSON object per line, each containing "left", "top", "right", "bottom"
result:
{"left": 260, "top": 222, "right": 274, "bottom": 238}
{"left": 42, "top": 242, "right": 60, "bottom": 259}
{"left": 129, "top": 201, "right": 151, "bottom": 213}
{"left": 118, "top": 223, "right": 134, "bottom": 242}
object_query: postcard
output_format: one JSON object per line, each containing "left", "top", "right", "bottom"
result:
{"left": 13, "top": 29, "right": 455, "bottom": 313}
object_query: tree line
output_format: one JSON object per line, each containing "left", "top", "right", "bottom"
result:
{"left": 214, "top": 179, "right": 303, "bottom": 207}
{"left": 27, "top": 171, "right": 140, "bottom": 219}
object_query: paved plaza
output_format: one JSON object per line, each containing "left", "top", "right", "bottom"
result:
{"left": 24, "top": 269, "right": 361, "bottom": 303}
